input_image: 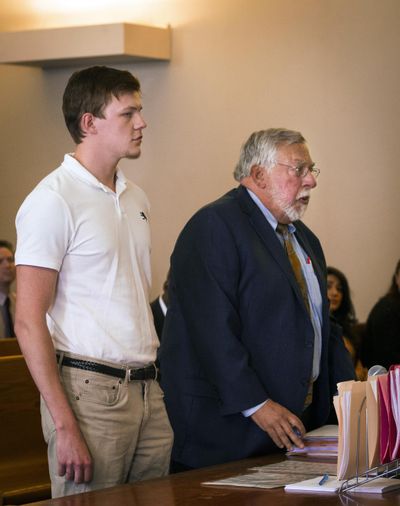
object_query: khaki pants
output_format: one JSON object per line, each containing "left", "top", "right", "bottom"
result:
{"left": 41, "top": 353, "right": 173, "bottom": 498}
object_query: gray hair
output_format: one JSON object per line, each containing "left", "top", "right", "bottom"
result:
{"left": 233, "top": 128, "right": 306, "bottom": 182}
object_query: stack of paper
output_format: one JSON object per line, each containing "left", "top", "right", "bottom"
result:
{"left": 202, "top": 459, "right": 337, "bottom": 489}
{"left": 287, "top": 367, "right": 400, "bottom": 494}
{"left": 334, "top": 380, "right": 367, "bottom": 480}
{"left": 286, "top": 424, "right": 338, "bottom": 459}
{"left": 285, "top": 476, "right": 400, "bottom": 494}
{"left": 285, "top": 475, "right": 344, "bottom": 493}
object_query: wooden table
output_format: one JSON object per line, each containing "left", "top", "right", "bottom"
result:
{"left": 25, "top": 454, "right": 400, "bottom": 506}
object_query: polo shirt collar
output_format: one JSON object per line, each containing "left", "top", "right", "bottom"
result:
{"left": 62, "top": 154, "right": 127, "bottom": 194}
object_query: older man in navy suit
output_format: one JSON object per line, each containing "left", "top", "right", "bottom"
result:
{"left": 159, "top": 128, "right": 354, "bottom": 471}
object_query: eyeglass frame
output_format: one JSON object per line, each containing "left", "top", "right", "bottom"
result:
{"left": 274, "top": 160, "right": 320, "bottom": 179}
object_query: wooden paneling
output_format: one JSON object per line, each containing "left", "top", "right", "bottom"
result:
{"left": 0, "top": 355, "right": 50, "bottom": 504}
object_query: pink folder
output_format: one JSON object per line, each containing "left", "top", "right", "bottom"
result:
{"left": 377, "top": 374, "right": 395, "bottom": 463}
{"left": 389, "top": 365, "right": 400, "bottom": 460}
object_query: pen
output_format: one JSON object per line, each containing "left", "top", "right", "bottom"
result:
{"left": 292, "top": 426, "right": 302, "bottom": 438}
{"left": 319, "top": 474, "right": 329, "bottom": 486}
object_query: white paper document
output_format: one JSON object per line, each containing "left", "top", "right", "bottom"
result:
{"left": 285, "top": 476, "right": 400, "bottom": 494}
{"left": 285, "top": 475, "right": 343, "bottom": 493}
{"left": 203, "top": 471, "right": 318, "bottom": 489}
{"left": 202, "top": 459, "right": 337, "bottom": 489}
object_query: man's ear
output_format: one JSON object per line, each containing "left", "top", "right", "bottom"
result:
{"left": 250, "top": 164, "right": 266, "bottom": 188}
{"left": 80, "top": 112, "right": 97, "bottom": 136}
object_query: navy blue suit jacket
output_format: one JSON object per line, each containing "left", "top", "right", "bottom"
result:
{"left": 159, "top": 186, "right": 354, "bottom": 468}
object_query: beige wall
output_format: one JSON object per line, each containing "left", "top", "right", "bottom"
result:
{"left": 0, "top": 0, "right": 399, "bottom": 320}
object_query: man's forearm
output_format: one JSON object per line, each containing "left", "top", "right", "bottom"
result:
{"left": 15, "top": 318, "right": 78, "bottom": 431}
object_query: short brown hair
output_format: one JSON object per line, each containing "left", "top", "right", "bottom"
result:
{"left": 62, "top": 66, "right": 141, "bottom": 144}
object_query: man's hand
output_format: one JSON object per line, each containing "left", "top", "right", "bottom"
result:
{"left": 251, "top": 400, "right": 305, "bottom": 450}
{"left": 56, "top": 425, "right": 93, "bottom": 484}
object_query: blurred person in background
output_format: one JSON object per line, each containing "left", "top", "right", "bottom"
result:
{"left": 361, "top": 259, "right": 400, "bottom": 370}
{"left": 327, "top": 266, "right": 366, "bottom": 380}
{"left": 0, "top": 239, "right": 16, "bottom": 338}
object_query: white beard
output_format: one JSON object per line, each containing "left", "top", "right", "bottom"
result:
{"left": 281, "top": 201, "right": 307, "bottom": 222}
{"left": 270, "top": 187, "right": 310, "bottom": 222}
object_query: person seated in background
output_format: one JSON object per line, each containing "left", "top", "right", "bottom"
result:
{"left": 0, "top": 240, "right": 16, "bottom": 338}
{"left": 361, "top": 259, "right": 400, "bottom": 371}
{"left": 327, "top": 266, "right": 366, "bottom": 380}
{"left": 150, "top": 270, "right": 170, "bottom": 340}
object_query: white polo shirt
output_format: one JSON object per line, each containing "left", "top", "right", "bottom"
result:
{"left": 15, "top": 154, "right": 158, "bottom": 365}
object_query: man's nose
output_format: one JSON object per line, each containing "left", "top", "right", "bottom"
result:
{"left": 135, "top": 112, "right": 147, "bottom": 130}
{"left": 303, "top": 170, "right": 317, "bottom": 188}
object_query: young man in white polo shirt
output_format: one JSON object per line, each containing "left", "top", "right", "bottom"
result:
{"left": 15, "top": 66, "right": 173, "bottom": 498}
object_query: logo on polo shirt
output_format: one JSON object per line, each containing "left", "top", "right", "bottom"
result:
{"left": 140, "top": 211, "right": 148, "bottom": 221}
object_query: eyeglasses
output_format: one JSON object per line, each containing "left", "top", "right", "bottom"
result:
{"left": 275, "top": 161, "right": 320, "bottom": 179}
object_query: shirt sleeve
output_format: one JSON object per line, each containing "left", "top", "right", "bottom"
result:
{"left": 242, "top": 400, "right": 268, "bottom": 417}
{"left": 15, "top": 187, "right": 73, "bottom": 272}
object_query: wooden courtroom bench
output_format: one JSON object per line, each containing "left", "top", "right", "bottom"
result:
{"left": 0, "top": 355, "right": 51, "bottom": 505}
{"left": 0, "top": 338, "right": 20, "bottom": 357}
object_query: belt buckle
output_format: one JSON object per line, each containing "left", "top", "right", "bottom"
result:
{"left": 127, "top": 364, "right": 157, "bottom": 381}
{"left": 127, "top": 367, "right": 141, "bottom": 381}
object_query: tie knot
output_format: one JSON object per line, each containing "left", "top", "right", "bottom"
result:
{"left": 276, "top": 223, "right": 289, "bottom": 237}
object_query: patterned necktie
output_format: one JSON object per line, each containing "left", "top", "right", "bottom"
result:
{"left": 277, "top": 224, "right": 314, "bottom": 408}
{"left": 276, "top": 224, "right": 310, "bottom": 315}
{"left": 3, "top": 296, "right": 15, "bottom": 337}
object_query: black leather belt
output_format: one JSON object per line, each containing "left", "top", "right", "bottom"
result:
{"left": 56, "top": 354, "right": 157, "bottom": 381}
